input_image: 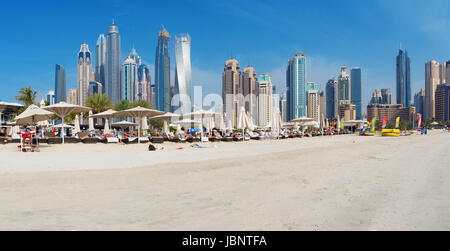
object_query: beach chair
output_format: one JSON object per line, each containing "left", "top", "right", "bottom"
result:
{"left": 152, "top": 137, "right": 164, "bottom": 144}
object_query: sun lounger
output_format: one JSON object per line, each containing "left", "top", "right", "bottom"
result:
{"left": 139, "top": 137, "right": 150, "bottom": 143}
{"left": 102, "top": 137, "right": 119, "bottom": 144}
{"left": 222, "top": 137, "right": 233, "bottom": 142}
{"left": 82, "top": 137, "right": 98, "bottom": 144}
{"left": 47, "top": 138, "right": 63, "bottom": 144}
{"left": 122, "top": 137, "right": 138, "bottom": 144}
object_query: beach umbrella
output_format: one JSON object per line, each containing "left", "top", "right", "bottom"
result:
{"left": 218, "top": 115, "right": 226, "bottom": 131}
{"left": 114, "top": 106, "right": 164, "bottom": 143}
{"left": 149, "top": 112, "right": 181, "bottom": 121}
{"left": 14, "top": 104, "right": 54, "bottom": 125}
{"left": 176, "top": 124, "right": 182, "bottom": 135}
{"left": 182, "top": 110, "right": 221, "bottom": 138}
{"left": 43, "top": 102, "right": 91, "bottom": 144}
{"left": 111, "top": 120, "right": 139, "bottom": 128}
{"left": 337, "top": 116, "right": 341, "bottom": 132}
{"left": 104, "top": 118, "right": 110, "bottom": 135}
{"left": 174, "top": 119, "right": 202, "bottom": 127}
{"left": 89, "top": 109, "right": 117, "bottom": 134}
{"left": 74, "top": 115, "right": 81, "bottom": 134}
{"left": 88, "top": 110, "right": 95, "bottom": 131}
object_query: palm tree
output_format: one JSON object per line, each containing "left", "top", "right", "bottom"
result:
{"left": 15, "top": 85, "right": 37, "bottom": 107}
{"left": 115, "top": 100, "right": 133, "bottom": 111}
{"left": 132, "top": 100, "right": 152, "bottom": 109}
{"left": 86, "top": 94, "right": 113, "bottom": 114}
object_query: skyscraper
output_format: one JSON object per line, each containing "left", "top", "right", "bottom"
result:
{"left": 338, "top": 67, "right": 351, "bottom": 104}
{"left": 174, "top": 34, "right": 192, "bottom": 113}
{"left": 425, "top": 60, "right": 440, "bottom": 119}
{"left": 222, "top": 59, "right": 241, "bottom": 127}
{"left": 242, "top": 66, "right": 257, "bottom": 123}
{"left": 307, "top": 89, "right": 320, "bottom": 122}
{"left": 435, "top": 84, "right": 450, "bottom": 121}
{"left": 129, "top": 47, "right": 141, "bottom": 67}
{"left": 414, "top": 89, "right": 425, "bottom": 115}
{"left": 351, "top": 67, "right": 362, "bottom": 119}
{"left": 280, "top": 92, "right": 287, "bottom": 122}
{"left": 381, "top": 88, "right": 392, "bottom": 104}
{"left": 88, "top": 81, "right": 103, "bottom": 97}
{"left": 46, "top": 91, "right": 55, "bottom": 105}
{"left": 67, "top": 89, "right": 77, "bottom": 105}
{"left": 121, "top": 56, "right": 137, "bottom": 101}
{"left": 370, "top": 90, "right": 383, "bottom": 104}
{"left": 396, "top": 48, "right": 411, "bottom": 107}
{"left": 439, "top": 61, "right": 447, "bottom": 85}
{"left": 105, "top": 21, "right": 121, "bottom": 104}
{"left": 54, "top": 64, "right": 66, "bottom": 103}
{"left": 326, "top": 79, "right": 338, "bottom": 118}
{"left": 95, "top": 34, "right": 106, "bottom": 88}
{"left": 77, "top": 43, "right": 94, "bottom": 106}
{"left": 155, "top": 28, "right": 171, "bottom": 112}
{"left": 137, "top": 64, "right": 151, "bottom": 103}
{"left": 257, "top": 74, "right": 273, "bottom": 127}
{"left": 286, "top": 53, "right": 307, "bottom": 120}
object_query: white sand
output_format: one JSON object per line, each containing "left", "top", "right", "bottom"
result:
{"left": 1, "top": 131, "right": 450, "bottom": 230}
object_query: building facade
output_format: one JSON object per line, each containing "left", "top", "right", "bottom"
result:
{"left": 280, "top": 92, "right": 287, "bottom": 122}
{"left": 396, "top": 48, "right": 411, "bottom": 107}
{"left": 242, "top": 66, "right": 257, "bottom": 123}
{"left": 174, "top": 34, "right": 192, "bottom": 113}
{"left": 222, "top": 59, "right": 241, "bottom": 127}
{"left": 54, "top": 64, "right": 66, "bottom": 103}
{"left": 105, "top": 22, "right": 121, "bottom": 104}
{"left": 381, "top": 88, "right": 392, "bottom": 104}
{"left": 88, "top": 81, "right": 103, "bottom": 97}
{"left": 338, "top": 67, "right": 351, "bottom": 104}
{"left": 326, "top": 79, "right": 338, "bottom": 118}
{"left": 154, "top": 28, "right": 171, "bottom": 112}
{"left": 77, "top": 43, "right": 95, "bottom": 106}
{"left": 257, "top": 74, "right": 273, "bottom": 127}
{"left": 351, "top": 67, "right": 362, "bottom": 119}
{"left": 425, "top": 60, "right": 440, "bottom": 119}
{"left": 67, "top": 89, "right": 77, "bottom": 105}
{"left": 319, "top": 91, "right": 325, "bottom": 120}
{"left": 286, "top": 53, "right": 307, "bottom": 120}
{"left": 307, "top": 89, "right": 320, "bottom": 122}
{"left": 121, "top": 56, "right": 137, "bottom": 101}
{"left": 95, "top": 34, "right": 106, "bottom": 89}
{"left": 439, "top": 61, "right": 447, "bottom": 85}
{"left": 137, "top": 64, "right": 152, "bottom": 103}
{"left": 367, "top": 104, "right": 416, "bottom": 123}
{"left": 435, "top": 84, "right": 450, "bottom": 121}
{"left": 414, "top": 89, "right": 425, "bottom": 116}
{"left": 338, "top": 103, "right": 356, "bottom": 121}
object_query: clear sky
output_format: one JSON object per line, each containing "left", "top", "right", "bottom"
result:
{"left": 1, "top": 0, "right": 450, "bottom": 112}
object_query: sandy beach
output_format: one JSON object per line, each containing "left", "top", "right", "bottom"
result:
{"left": 0, "top": 131, "right": 450, "bottom": 230}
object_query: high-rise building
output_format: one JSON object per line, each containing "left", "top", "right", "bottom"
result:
{"left": 351, "top": 67, "right": 362, "bottom": 119}
{"left": 242, "top": 66, "right": 257, "bottom": 123}
{"left": 326, "top": 79, "right": 338, "bottom": 118}
{"left": 46, "top": 91, "right": 55, "bottom": 105}
{"left": 370, "top": 90, "right": 383, "bottom": 104}
{"left": 105, "top": 21, "right": 121, "bottom": 104}
{"left": 286, "top": 53, "right": 307, "bottom": 120}
{"left": 338, "top": 104, "right": 356, "bottom": 121}
{"left": 129, "top": 47, "right": 141, "bottom": 67}
{"left": 137, "top": 64, "right": 152, "bottom": 103}
{"left": 280, "top": 92, "right": 287, "bottom": 122}
{"left": 88, "top": 81, "right": 103, "bottom": 97}
{"left": 155, "top": 28, "right": 171, "bottom": 112}
{"left": 319, "top": 90, "right": 325, "bottom": 120}
{"left": 425, "top": 60, "right": 440, "bottom": 119}
{"left": 381, "top": 88, "right": 392, "bottom": 104}
{"left": 446, "top": 61, "right": 450, "bottom": 85}
{"left": 174, "top": 34, "right": 192, "bottom": 113}
{"left": 222, "top": 59, "right": 242, "bottom": 127}
{"left": 77, "top": 43, "right": 95, "bottom": 106}
{"left": 54, "top": 64, "right": 66, "bottom": 103}
{"left": 67, "top": 89, "right": 77, "bottom": 105}
{"left": 257, "top": 74, "right": 273, "bottom": 127}
{"left": 338, "top": 67, "right": 351, "bottom": 104}
{"left": 439, "top": 61, "right": 447, "bottom": 85}
{"left": 396, "top": 48, "right": 411, "bottom": 107}
{"left": 95, "top": 34, "right": 106, "bottom": 88}
{"left": 414, "top": 89, "right": 425, "bottom": 115}
{"left": 306, "top": 82, "right": 318, "bottom": 91}
{"left": 121, "top": 56, "right": 138, "bottom": 101}
{"left": 307, "top": 89, "right": 320, "bottom": 122}
{"left": 435, "top": 84, "right": 450, "bottom": 121}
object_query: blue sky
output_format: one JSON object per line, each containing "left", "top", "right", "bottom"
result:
{"left": 1, "top": 0, "right": 450, "bottom": 112}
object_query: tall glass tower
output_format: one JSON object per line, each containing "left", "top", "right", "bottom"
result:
{"left": 174, "top": 34, "right": 192, "bottom": 113}
{"left": 286, "top": 53, "right": 307, "bottom": 120}
{"left": 121, "top": 56, "right": 137, "bottom": 102}
{"left": 55, "top": 64, "right": 66, "bottom": 103}
{"left": 155, "top": 28, "right": 171, "bottom": 112}
{"left": 95, "top": 34, "right": 106, "bottom": 89}
{"left": 351, "top": 67, "right": 362, "bottom": 119}
{"left": 396, "top": 48, "right": 411, "bottom": 107}
{"left": 77, "top": 44, "right": 94, "bottom": 106}
{"left": 105, "top": 21, "right": 121, "bottom": 104}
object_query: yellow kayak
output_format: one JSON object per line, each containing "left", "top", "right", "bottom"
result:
{"left": 360, "top": 131, "right": 376, "bottom": 136}
{"left": 382, "top": 129, "right": 400, "bottom": 137}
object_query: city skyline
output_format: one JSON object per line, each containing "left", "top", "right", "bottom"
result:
{"left": 1, "top": 0, "right": 450, "bottom": 113}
